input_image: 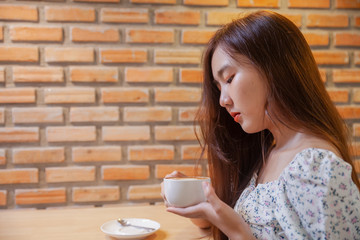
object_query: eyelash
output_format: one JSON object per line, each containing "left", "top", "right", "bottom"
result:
{"left": 226, "top": 75, "right": 234, "bottom": 84}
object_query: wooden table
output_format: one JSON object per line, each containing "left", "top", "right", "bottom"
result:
{"left": 0, "top": 204, "right": 211, "bottom": 240}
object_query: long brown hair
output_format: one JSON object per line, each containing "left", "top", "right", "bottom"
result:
{"left": 196, "top": 10, "right": 360, "bottom": 240}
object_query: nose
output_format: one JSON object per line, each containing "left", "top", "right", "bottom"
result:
{"left": 219, "top": 89, "right": 232, "bottom": 107}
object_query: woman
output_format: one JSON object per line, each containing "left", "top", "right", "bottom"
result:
{"left": 162, "top": 10, "right": 360, "bottom": 239}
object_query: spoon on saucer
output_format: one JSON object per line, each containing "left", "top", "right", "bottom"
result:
{"left": 117, "top": 218, "right": 156, "bottom": 232}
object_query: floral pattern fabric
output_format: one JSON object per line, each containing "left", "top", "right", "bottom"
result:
{"left": 234, "top": 148, "right": 360, "bottom": 239}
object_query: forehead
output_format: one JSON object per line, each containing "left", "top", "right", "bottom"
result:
{"left": 211, "top": 46, "right": 253, "bottom": 77}
{"left": 211, "top": 47, "right": 233, "bottom": 77}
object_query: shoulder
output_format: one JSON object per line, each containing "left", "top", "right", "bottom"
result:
{"left": 280, "top": 148, "right": 354, "bottom": 193}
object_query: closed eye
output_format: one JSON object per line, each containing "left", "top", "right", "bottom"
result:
{"left": 226, "top": 75, "right": 234, "bottom": 84}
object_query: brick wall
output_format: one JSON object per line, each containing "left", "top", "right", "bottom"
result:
{"left": 0, "top": 0, "right": 359, "bottom": 209}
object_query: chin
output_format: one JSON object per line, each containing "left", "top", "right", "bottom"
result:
{"left": 240, "top": 124, "right": 262, "bottom": 134}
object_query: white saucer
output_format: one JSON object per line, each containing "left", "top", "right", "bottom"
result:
{"left": 100, "top": 218, "right": 160, "bottom": 239}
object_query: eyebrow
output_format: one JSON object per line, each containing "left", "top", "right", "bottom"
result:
{"left": 216, "top": 64, "right": 230, "bottom": 81}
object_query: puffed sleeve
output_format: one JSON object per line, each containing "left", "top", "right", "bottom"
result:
{"left": 274, "top": 149, "right": 360, "bottom": 240}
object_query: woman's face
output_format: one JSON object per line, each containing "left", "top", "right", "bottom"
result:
{"left": 211, "top": 46, "right": 269, "bottom": 134}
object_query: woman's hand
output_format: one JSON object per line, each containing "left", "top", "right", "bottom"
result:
{"left": 160, "top": 171, "right": 187, "bottom": 207}
{"left": 166, "top": 181, "right": 255, "bottom": 240}
{"left": 160, "top": 171, "right": 211, "bottom": 229}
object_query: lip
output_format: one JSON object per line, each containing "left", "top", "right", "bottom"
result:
{"left": 230, "top": 112, "right": 241, "bottom": 122}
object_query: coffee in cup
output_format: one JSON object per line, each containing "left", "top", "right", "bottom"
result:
{"left": 163, "top": 176, "right": 211, "bottom": 208}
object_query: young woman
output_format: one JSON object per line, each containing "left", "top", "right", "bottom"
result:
{"left": 162, "top": 10, "right": 360, "bottom": 240}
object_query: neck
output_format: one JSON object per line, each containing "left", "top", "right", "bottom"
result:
{"left": 269, "top": 124, "right": 305, "bottom": 151}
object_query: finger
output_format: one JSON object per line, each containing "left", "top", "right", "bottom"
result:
{"left": 202, "top": 181, "right": 219, "bottom": 204}
{"left": 164, "top": 171, "right": 187, "bottom": 179}
{"left": 166, "top": 205, "right": 204, "bottom": 219}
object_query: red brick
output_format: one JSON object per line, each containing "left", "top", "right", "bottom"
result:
{"left": 0, "top": 127, "right": 39, "bottom": 143}
{"left": 201, "top": 13, "right": 286, "bottom": 29}
{"left": 289, "top": 0, "right": 329, "bottom": 8}
{"left": 0, "top": 108, "right": 4, "bottom": 125}
{"left": 185, "top": 0, "right": 228, "bottom": 6}
{"left": 0, "top": 149, "right": 5, "bottom": 165}
{"left": 303, "top": 32, "right": 329, "bottom": 46}
{"left": 46, "top": 166, "right": 95, "bottom": 183}
{"left": 180, "top": 68, "right": 203, "bottom": 83}
{"left": 155, "top": 164, "right": 201, "bottom": 178}
{"left": 127, "top": 184, "right": 161, "bottom": 200}
{"left": 0, "top": 27, "right": 2, "bottom": 41}
{"left": 0, "top": 168, "right": 38, "bottom": 184}
{"left": 182, "top": 30, "right": 215, "bottom": 45}
{"left": 282, "top": 14, "right": 302, "bottom": 27}
{"left": 313, "top": 51, "right": 349, "bottom": 65}
{"left": 155, "top": 87, "right": 201, "bottom": 103}
{"left": 352, "top": 89, "right": 360, "bottom": 103}
{"left": 355, "top": 16, "right": 360, "bottom": 27}
{"left": 10, "top": 26, "right": 63, "bottom": 42}
{"left": 130, "top": 0, "right": 176, "bottom": 2}
{"left": 334, "top": 33, "right": 360, "bottom": 47}
{"left": 75, "top": 0, "right": 119, "bottom": 2}
{"left": 101, "top": 88, "right": 149, "bottom": 103}
{"left": 155, "top": 49, "right": 201, "bottom": 65}
{"left": 13, "top": 67, "right": 64, "bottom": 83}
{"left": 336, "top": 106, "right": 360, "bottom": 119}
{"left": 72, "top": 146, "right": 122, "bottom": 162}
{"left": 353, "top": 123, "right": 360, "bottom": 137}
{"left": 102, "top": 165, "right": 150, "bottom": 180}
{"left": 336, "top": 0, "right": 360, "bottom": 9}
{"left": 47, "top": 126, "right": 96, "bottom": 142}
{"left": 125, "top": 67, "right": 173, "bottom": 83}
{"left": 326, "top": 89, "right": 349, "bottom": 103}
{"left": 102, "top": 126, "right": 150, "bottom": 141}
{"left": 0, "top": 68, "right": 4, "bottom": 82}
{"left": 0, "top": 191, "right": 6, "bottom": 205}
{"left": 70, "top": 107, "right": 119, "bottom": 123}
{"left": 13, "top": 147, "right": 64, "bottom": 164}
{"left": 319, "top": 69, "right": 327, "bottom": 83}
{"left": 0, "top": 47, "right": 38, "bottom": 63}
{"left": 179, "top": 107, "right": 198, "bottom": 122}
{"left": 355, "top": 51, "right": 360, "bottom": 65}
{"left": 44, "top": 88, "right": 95, "bottom": 104}
{"left": 126, "top": 29, "right": 174, "bottom": 43}
{"left": 131, "top": 0, "right": 175, "bottom": 3}
{"left": 12, "top": 107, "right": 63, "bottom": 124}
{"left": 333, "top": 69, "right": 360, "bottom": 83}
{"left": 15, "top": 188, "right": 66, "bottom": 205}
{"left": 124, "top": 107, "right": 172, "bottom": 122}
{"left": 237, "top": 0, "right": 279, "bottom": 7}
{"left": 0, "top": 5, "right": 38, "bottom": 22}
{"left": 155, "top": 10, "right": 200, "bottom": 25}
{"left": 71, "top": 27, "right": 119, "bottom": 42}
{"left": 206, "top": 11, "right": 245, "bottom": 26}
{"left": 0, "top": 88, "right": 35, "bottom": 104}
{"left": 72, "top": 186, "right": 120, "bottom": 202}
{"left": 100, "top": 48, "right": 147, "bottom": 63}
{"left": 128, "top": 145, "right": 174, "bottom": 161}
{"left": 307, "top": 14, "right": 349, "bottom": 28}
{"left": 155, "top": 126, "right": 197, "bottom": 141}
{"left": 45, "top": 6, "right": 95, "bottom": 22}
{"left": 182, "top": 145, "right": 206, "bottom": 160}
{"left": 70, "top": 67, "right": 118, "bottom": 83}
{"left": 101, "top": 8, "right": 148, "bottom": 23}
{"left": 45, "top": 47, "right": 94, "bottom": 63}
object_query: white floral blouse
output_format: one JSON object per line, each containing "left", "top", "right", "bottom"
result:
{"left": 234, "top": 148, "right": 360, "bottom": 240}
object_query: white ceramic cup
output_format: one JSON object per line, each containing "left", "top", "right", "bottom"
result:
{"left": 163, "top": 176, "right": 211, "bottom": 208}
